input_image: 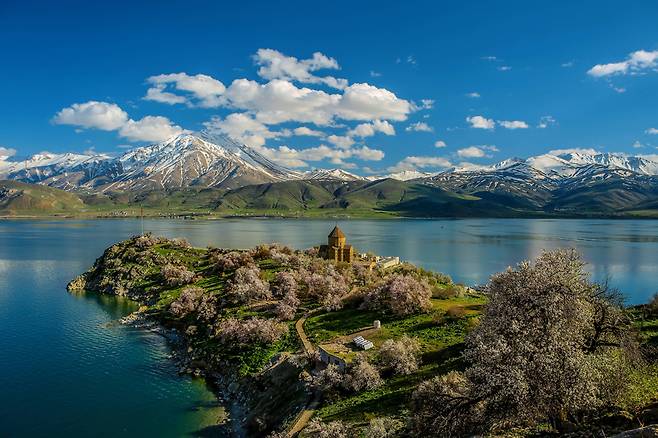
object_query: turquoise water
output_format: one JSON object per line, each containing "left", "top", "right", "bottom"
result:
{"left": 1, "top": 218, "right": 657, "bottom": 435}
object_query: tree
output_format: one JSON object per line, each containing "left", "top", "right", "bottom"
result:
{"left": 362, "top": 274, "right": 432, "bottom": 316}
{"left": 170, "top": 286, "right": 204, "bottom": 317}
{"left": 378, "top": 336, "right": 421, "bottom": 375}
{"left": 217, "top": 317, "right": 288, "bottom": 345}
{"left": 344, "top": 356, "right": 383, "bottom": 393}
{"left": 411, "top": 249, "right": 636, "bottom": 436}
{"left": 227, "top": 266, "right": 271, "bottom": 304}
{"left": 161, "top": 264, "right": 195, "bottom": 287}
{"left": 302, "top": 264, "right": 349, "bottom": 311}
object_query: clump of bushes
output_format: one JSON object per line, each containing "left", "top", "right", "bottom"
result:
{"left": 161, "top": 264, "right": 195, "bottom": 287}
{"left": 217, "top": 317, "right": 288, "bottom": 345}
{"left": 169, "top": 286, "right": 218, "bottom": 321}
{"left": 378, "top": 336, "right": 421, "bottom": 375}
{"left": 226, "top": 266, "right": 271, "bottom": 304}
{"left": 361, "top": 274, "right": 432, "bottom": 316}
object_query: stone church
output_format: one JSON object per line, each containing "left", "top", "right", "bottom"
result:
{"left": 319, "top": 226, "right": 355, "bottom": 263}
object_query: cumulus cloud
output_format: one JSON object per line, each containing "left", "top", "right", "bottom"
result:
{"left": 347, "top": 120, "right": 395, "bottom": 137}
{"left": 548, "top": 147, "right": 600, "bottom": 156}
{"left": 145, "top": 73, "right": 226, "bottom": 107}
{"left": 388, "top": 155, "right": 452, "bottom": 172}
{"left": 405, "top": 122, "right": 434, "bottom": 132}
{"left": 498, "top": 120, "right": 529, "bottom": 129}
{"left": 203, "top": 113, "right": 291, "bottom": 148}
{"left": 118, "top": 116, "right": 188, "bottom": 142}
{"left": 646, "top": 127, "right": 658, "bottom": 135}
{"left": 588, "top": 49, "right": 658, "bottom": 77}
{"left": 220, "top": 79, "right": 412, "bottom": 126}
{"left": 53, "top": 100, "right": 187, "bottom": 143}
{"left": 326, "top": 135, "right": 355, "bottom": 149}
{"left": 466, "top": 115, "right": 495, "bottom": 129}
{"left": 53, "top": 101, "right": 128, "bottom": 131}
{"left": 293, "top": 126, "right": 325, "bottom": 137}
{"left": 254, "top": 143, "right": 384, "bottom": 168}
{"left": 253, "top": 48, "right": 347, "bottom": 90}
{"left": 457, "top": 145, "right": 498, "bottom": 158}
{"left": 538, "top": 115, "right": 556, "bottom": 129}
{"left": 434, "top": 140, "right": 447, "bottom": 148}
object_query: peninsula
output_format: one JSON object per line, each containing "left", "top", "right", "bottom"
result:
{"left": 68, "top": 229, "right": 658, "bottom": 436}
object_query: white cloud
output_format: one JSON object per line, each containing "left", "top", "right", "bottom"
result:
{"left": 53, "top": 101, "right": 128, "bottom": 131}
{"left": 254, "top": 143, "right": 383, "bottom": 168}
{"left": 347, "top": 120, "right": 395, "bottom": 137}
{"left": 388, "top": 155, "right": 452, "bottom": 172}
{"left": 369, "top": 70, "right": 382, "bottom": 78}
{"left": 457, "top": 145, "right": 498, "bottom": 158}
{"left": 548, "top": 147, "right": 600, "bottom": 156}
{"left": 405, "top": 122, "right": 433, "bottom": 132}
{"left": 145, "top": 73, "right": 226, "bottom": 107}
{"left": 646, "top": 128, "right": 658, "bottom": 135}
{"left": 481, "top": 56, "right": 498, "bottom": 61}
{"left": 466, "top": 115, "right": 495, "bottom": 129}
{"left": 293, "top": 126, "right": 325, "bottom": 137}
{"left": 203, "top": 113, "right": 290, "bottom": 148}
{"left": 253, "top": 48, "right": 347, "bottom": 90}
{"left": 498, "top": 120, "right": 529, "bottom": 129}
{"left": 466, "top": 92, "right": 480, "bottom": 98}
{"left": 561, "top": 61, "right": 574, "bottom": 68}
{"left": 144, "top": 85, "right": 188, "bottom": 105}
{"left": 0, "top": 146, "right": 17, "bottom": 161}
{"left": 118, "top": 116, "right": 188, "bottom": 142}
{"left": 587, "top": 49, "right": 658, "bottom": 77}
{"left": 497, "top": 66, "right": 512, "bottom": 71}
{"left": 221, "top": 79, "right": 412, "bottom": 126}
{"left": 537, "top": 115, "right": 556, "bottom": 129}
{"left": 327, "top": 135, "right": 355, "bottom": 149}
{"left": 434, "top": 140, "right": 447, "bottom": 148}
{"left": 632, "top": 140, "right": 644, "bottom": 149}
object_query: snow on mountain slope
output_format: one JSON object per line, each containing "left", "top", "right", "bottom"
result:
{"left": 105, "top": 134, "right": 302, "bottom": 191}
{"left": 303, "top": 168, "right": 365, "bottom": 181}
{"left": 379, "top": 170, "right": 437, "bottom": 181}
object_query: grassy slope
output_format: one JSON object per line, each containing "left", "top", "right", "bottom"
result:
{"left": 4, "top": 178, "right": 658, "bottom": 218}
{"left": 0, "top": 180, "right": 85, "bottom": 215}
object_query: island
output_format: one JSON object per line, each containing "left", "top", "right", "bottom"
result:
{"left": 68, "top": 228, "right": 658, "bottom": 437}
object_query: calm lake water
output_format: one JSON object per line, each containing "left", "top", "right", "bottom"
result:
{"left": 1, "top": 218, "right": 657, "bottom": 435}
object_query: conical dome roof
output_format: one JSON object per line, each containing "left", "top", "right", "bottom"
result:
{"left": 328, "top": 226, "right": 346, "bottom": 238}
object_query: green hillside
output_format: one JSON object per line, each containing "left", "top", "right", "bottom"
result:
{"left": 0, "top": 180, "right": 85, "bottom": 215}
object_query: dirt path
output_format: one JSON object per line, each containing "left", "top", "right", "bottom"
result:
{"left": 295, "top": 313, "right": 316, "bottom": 355}
{"left": 287, "top": 313, "right": 318, "bottom": 436}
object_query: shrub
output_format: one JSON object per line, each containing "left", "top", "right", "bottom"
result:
{"left": 302, "top": 264, "right": 349, "bottom": 311}
{"left": 344, "top": 356, "right": 383, "bottom": 393}
{"left": 217, "top": 317, "right": 288, "bottom": 345}
{"left": 170, "top": 286, "right": 204, "bottom": 317}
{"left": 272, "top": 271, "right": 298, "bottom": 298}
{"left": 445, "top": 306, "right": 466, "bottom": 320}
{"left": 362, "top": 274, "right": 432, "bottom": 316}
{"left": 161, "top": 264, "right": 195, "bottom": 287}
{"left": 275, "top": 289, "right": 300, "bottom": 321}
{"left": 379, "top": 336, "right": 421, "bottom": 375}
{"left": 170, "top": 237, "right": 191, "bottom": 248}
{"left": 226, "top": 266, "right": 271, "bottom": 304}
{"left": 213, "top": 251, "right": 254, "bottom": 273}
{"left": 303, "top": 418, "right": 348, "bottom": 438}
{"left": 365, "top": 417, "right": 404, "bottom": 438}
{"left": 311, "top": 363, "right": 344, "bottom": 392}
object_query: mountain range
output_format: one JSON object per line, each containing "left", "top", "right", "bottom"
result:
{"left": 2, "top": 133, "right": 658, "bottom": 217}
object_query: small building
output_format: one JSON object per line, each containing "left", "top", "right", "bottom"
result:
{"left": 353, "top": 336, "right": 374, "bottom": 350}
{"left": 376, "top": 256, "right": 400, "bottom": 269}
{"left": 318, "top": 345, "right": 348, "bottom": 370}
{"left": 319, "top": 226, "right": 355, "bottom": 263}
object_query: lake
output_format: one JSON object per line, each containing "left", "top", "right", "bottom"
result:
{"left": 1, "top": 218, "right": 657, "bottom": 436}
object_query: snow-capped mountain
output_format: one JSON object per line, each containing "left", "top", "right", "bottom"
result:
{"left": 0, "top": 134, "right": 303, "bottom": 192}
{"left": 302, "top": 168, "right": 365, "bottom": 181}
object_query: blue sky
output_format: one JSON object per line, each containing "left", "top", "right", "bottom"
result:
{"left": 2, "top": 0, "right": 658, "bottom": 174}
